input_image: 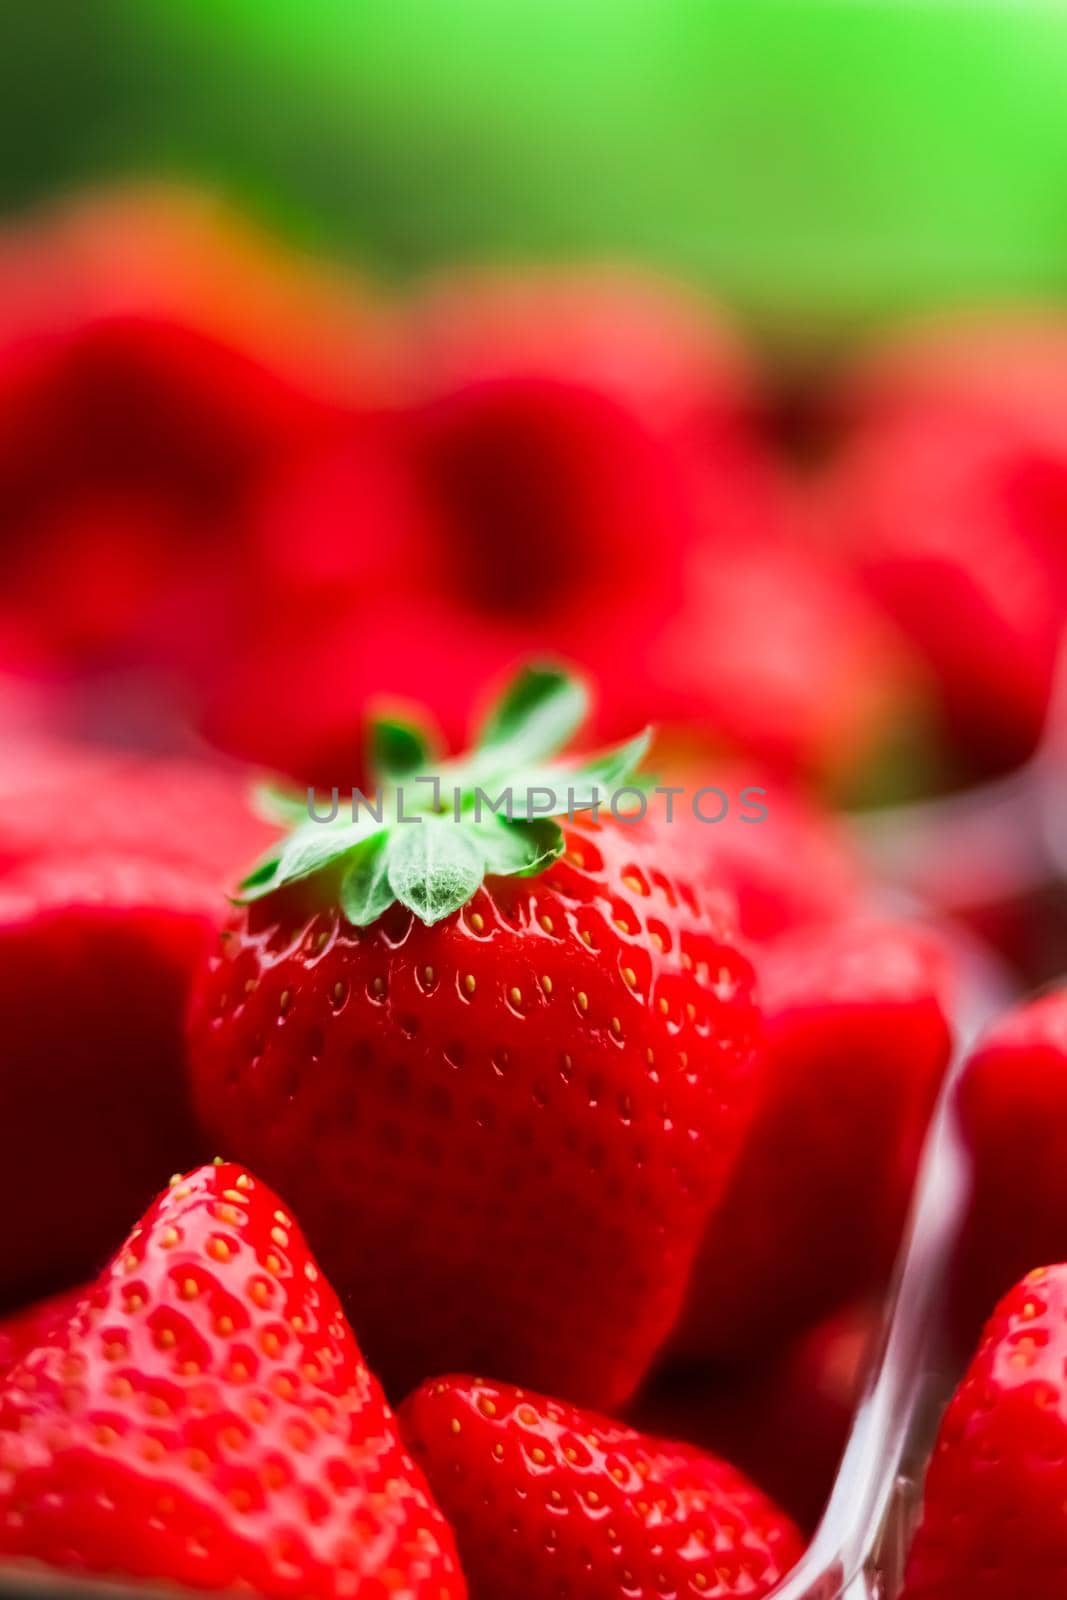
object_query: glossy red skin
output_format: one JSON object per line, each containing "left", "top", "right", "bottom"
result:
{"left": 401, "top": 1373, "right": 802, "bottom": 1600}
{"left": 826, "top": 316, "right": 1067, "bottom": 774}
{"left": 951, "top": 989, "right": 1067, "bottom": 1348}
{"left": 189, "top": 816, "right": 762, "bottom": 1409}
{"left": 0, "top": 1163, "right": 465, "bottom": 1598}
{"left": 0, "top": 854, "right": 221, "bottom": 1302}
{"left": 673, "top": 919, "right": 953, "bottom": 1362}
{"left": 904, "top": 1264, "right": 1067, "bottom": 1600}
{"left": 0, "top": 1288, "right": 84, "bottom": 1383}
{"left": 631, "top": 1300, "right": 878, "bottom": 1533}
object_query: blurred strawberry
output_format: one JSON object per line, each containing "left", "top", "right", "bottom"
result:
{"left": 0, "top": 184, "right": 392, "bottom": 678}
{"left": 685, "top": 776, "right": 865, "bottom": 943}
{"left": 951, "top": 987, "right": 1067, "bottom": 1349}
{"left": 205, "top": 267, "right": 911, "bottom": 787}
{"left": 632, "top": 1300, "right": 879, "bottom": 1532}
{"left": 825, "top": 314, "right": 1067, "bottom": 774}
{"left": 0, "top": 853, "right": 225, "bottom": 1303}
{"left": 673, "top": 918, "right": 954, "bottom": 1361}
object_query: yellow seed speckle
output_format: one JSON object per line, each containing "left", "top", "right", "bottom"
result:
{"left": 168, "top": 1174, "right": 182, "bottom": 1189}
{"left": 540, "top": 914, "right": 554, "bottom": 933}
{"left": 95, "top": 1425, "right": 117, "bottom": 1447}
{"left": 576, "top": 992, "right": 589, "bottom": 1012}
{"left": 531, "top": 1447, "right": 547, "bottom": 1465}
{"left": 108, "top": 1377, "right": 133, "bottom": 1400}
{"left": 518, "top": 1405, "right": 537, "bottom": 1426}
{"left": 470, "top": 913, "right": 485, "bottom": 933}
{"left": 270, "top": 1226, "right": 288, "bottom": 1250}
{"left": 540, "top": 975, "right": 553, "bottom": 995}
{"left": 188, "top": 1449, "right": 209, "bottom": 1473}
{"left": 478, "top": 1396, "right": 497, "bottom": 1418}
{"left": 236, "top": 1175, "right": 252, "bottom": 1191}
{"left": 180, "top": 1279, "right": 199, "bottom": 1301}
{"left": 209, "top": 1239, "right": 232, "bottom": 1263}
{"left": 587, "top": 1490, "right": 599, "bottom": 1506}
{"left": 250, "top": 1281, "right": 270, "bottom": 1308}
{"left": 141, "top": 1439, "right": 164, "bottom": 1463}
{"left": 372, "top": 977, "right": 386, "bottom": 997}
{"left": 509, "top": 986, "right": 522, "bottom": 1007}
{"left": 614, "top": 918, "right": 631, "bottom": 934}
{"left": 449, "top": 1418, "right": 461, "bottom": 1435}
{"left": 463, "top": 974, "right": 476, "bottom": 995}
{"left": 157, "top": 1329, "right": 177, "bottom": 1350}
{"left": 651, "top": 931, "right": 665, "bottom": 952}
{"left": 278, "top": 990, "right": 291, "bottom": 1014}
{"left": 266, "top": 1254, "right": 283, "bottom": 1275}
{"left": 261, "top": 1331, "right": 282, "bottom": 1357}
{"left": 658, "top": 997, "right": 669, "bottom": 1015}
{"left": 623, "top": 874, "right": 644, "bottom": 894}
{"left": 611, "top": 1016, "right": 622, "bottom": 1036}
{"left": 622, "top": 967, "right": 637, "bottom": 988}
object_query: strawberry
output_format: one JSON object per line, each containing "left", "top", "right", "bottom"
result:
{"left": 903, "top": 1262, "right": 1067, "bottom": 1600}
{"left": 951, "top": 988, "right": 1067, "bottom": 1347}
{"left": 0, "top": 853, "right": 221, "bottom": 1302}
{"left": 825, "top": 314, "right": 1067, "bottom": 774}
{"left": 400, "top": 1373, "right": 803, "bottom": 1600}
{"left": 0, "top": 1162, "right": 465, "bottom": 1597}
{"left": 0, "top": 1288, "right": 83, "bottom": 1383}
{"left": 0, "top": 183, "right": 390, "bottom": 676}
{"left": 673, "top": 918, "right": 953, "bottom": 1361}
{"left": 188, "top": 666, "right": 762, "bottom": 1408}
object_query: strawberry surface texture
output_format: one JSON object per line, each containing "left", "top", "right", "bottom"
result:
{"left": 401, "top": 1373, "right": 803, "bottom": 1600}
{"left": 905, "top": 1263, "right": 1067, "bottom": 1600}
{"left": 188, "top": 667, "right": 763, "bottom": 1408}
{"left": 0, "top": 1162, "right": 466, "bottom": 1598}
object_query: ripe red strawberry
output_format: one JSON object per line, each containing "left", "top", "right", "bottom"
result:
{"left": 0, "top": 1288, "right": 83, "bottom": 1383}
{"left": 188, "top": 667, "right": 762, "bottom": 1408}
{"left": 673, "top": 919, "right": 953, "bottom": 1361}
{"left": 0, "top": 853, "right": 222, "bottom": 1301}
{"left": 400, "top": 1373, "right": 803, "bottom": 1600}
{"left": 0, "top": 1162, "right": 465, "bottom": 1597}
{"left": 903, "top": 1263, "right": 1067, "bottom": 1600}
{"left": 951, "top": 988, "right": 1067, "bottom": 1347}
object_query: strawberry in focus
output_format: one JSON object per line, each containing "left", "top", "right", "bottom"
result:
{"left": 189, "top": 667, "right": 762, "bottom": 1407}
{"left": 903, "top": 1263, "right": 1067, "bottom": 1600}
{"left": 0, "top": 1162, "right": 466, "bottom": 1598}
{"left": 674, "top": 918, "right": 953, "bottom": 1361}
{"left": 400, "top": 1373, "right": 803, "bottom": 1600}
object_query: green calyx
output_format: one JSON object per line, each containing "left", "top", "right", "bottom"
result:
{"left": 240, "top": 664, "right": 652, "bottom": 929}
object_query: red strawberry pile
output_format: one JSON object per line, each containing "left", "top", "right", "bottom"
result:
{"left": 4, "top": 181, "right": 1067, "bottom": 1599}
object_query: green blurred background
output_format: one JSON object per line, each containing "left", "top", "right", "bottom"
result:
{"left": 4, "top": 0, "right": 1067, "bottom": 338}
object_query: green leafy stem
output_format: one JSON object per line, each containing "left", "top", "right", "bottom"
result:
{"left": 240, "top": 664, "right": 651, "bottom": 927}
